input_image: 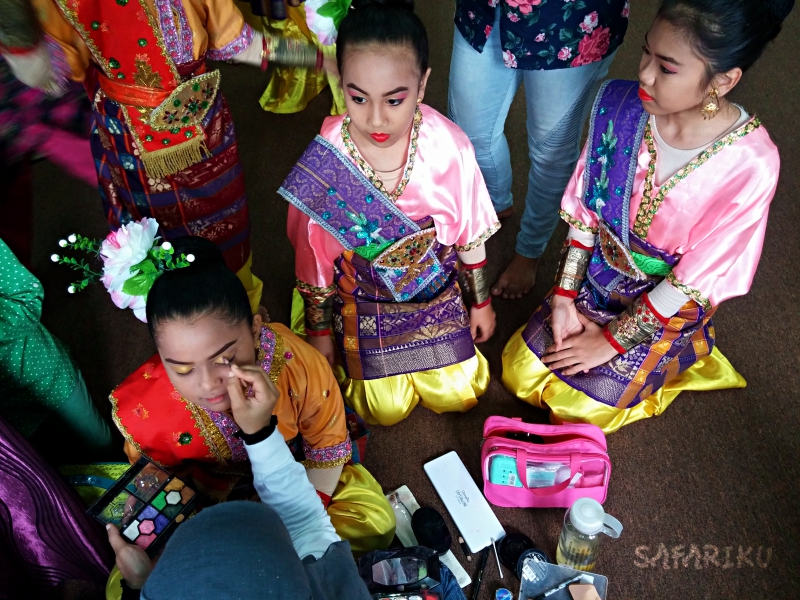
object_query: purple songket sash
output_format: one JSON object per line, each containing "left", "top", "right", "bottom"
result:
{"left": 522, "top": 80, "right": 715, "bottom": 409}
{"left": 279, "top": 137, "right": 474, "bottom": 381}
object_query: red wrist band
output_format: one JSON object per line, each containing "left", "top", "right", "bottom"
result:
{"left": 305, "top": 328, "right": 331, "bottom": 337}
{"left": 567, "top": 238, "right": 594, "bottom": 252}
{"left": 603, "top": 327, "right": 627, "bottom": 355}
{"left": 642, "top": 292, "right": 670, "bottom": 325}
{"left": 553, "top": 287, "right": 578, "bottom": 299}
{"left": 260, "top": 34, "right": 269, "bottom": 72}
{"left": 462, "top": 258, "right": 487, "bottom": 270}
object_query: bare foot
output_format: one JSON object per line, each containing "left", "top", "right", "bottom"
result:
{"left": 491, "top": 254, "right": 539, "bottom": 299}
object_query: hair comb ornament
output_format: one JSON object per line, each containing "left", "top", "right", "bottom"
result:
{"left": 51, "top": 217, "right": 194, "bottom": 322}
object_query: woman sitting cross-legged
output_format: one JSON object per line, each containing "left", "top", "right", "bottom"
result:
{"left": 106, "top": 235, "right": 395, "bottom": 556}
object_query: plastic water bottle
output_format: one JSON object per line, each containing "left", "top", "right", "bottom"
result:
{"left": 388, "top": 493, "right": 417, "bottom": 546}
{"left": 556, "top": 498, "right": 623, "bottom": 571}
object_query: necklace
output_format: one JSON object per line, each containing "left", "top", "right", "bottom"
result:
{"left": 373, "top": 164, "right": 406, "bottom": 173}
{"left": 341, "top": 106, "right": 423, "bottom": 202}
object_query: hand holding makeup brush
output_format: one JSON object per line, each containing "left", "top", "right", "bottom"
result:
{"left": 106, "top": 523, "right": 153, "bottom": 589}
{"left": 227, "top": 363, "right": 280, "bottom": 434}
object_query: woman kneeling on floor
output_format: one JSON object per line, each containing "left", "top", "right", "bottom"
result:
{"left": 503, "top": 0, "right": 790, "bottom": 433}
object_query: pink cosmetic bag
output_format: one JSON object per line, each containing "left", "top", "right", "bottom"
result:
{"left": 481, "top": 417, "right": 611, "bottom": 508}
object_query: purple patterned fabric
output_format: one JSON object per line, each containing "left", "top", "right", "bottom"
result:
{"left": 302, "top": 433, "right": 353, "bottom": 468}
{"left": 333, "top": 245, "right": 474, "bottom": 380}
{"left": 279, "top": 136, "right": 421, "bottom": 250}
{"left": 257, "top": 324, "right": 277, "bottom": 375}
{"left": 154, "top": 0, "right": 194, "bottom": 65}
{"left": 0, "top": 417, "right": 113, "bottom": 597}
{"left": 204, "top": 409, "right": 248, "bottom": 462}
{"left": 206, "top": 23, "right": 254, "bottom": 61}
{"left": 522, "top": 80, "right": 714, "bottom": 409}
{"left": 279, "top": 137, "right": 475, "bottom": 380}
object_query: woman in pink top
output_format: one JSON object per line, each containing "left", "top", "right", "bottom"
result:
{"left": 280, "top": 0, "right": 499, "bottom": 426}
{"left": 502, "top": 0, "right": 790, "bottom": 433}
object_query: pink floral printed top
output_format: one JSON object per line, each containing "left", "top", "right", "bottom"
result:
{"left": 455, "top": 0, "right": 629, "bottom": 71}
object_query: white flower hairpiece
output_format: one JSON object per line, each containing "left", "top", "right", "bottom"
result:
{"left": 53, "top": 218, "right": 193, "bottom": 322}
{"left": 305, "top": 0, "right": 352, "bottom": 46}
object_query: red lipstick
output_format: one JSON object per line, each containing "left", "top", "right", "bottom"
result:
{"left": 638, "top": 88, "right": 654, "bottom": 102}
{"left": 205, "top": 394, "right": 226, "bottom": 404}
{"left": 370, "top": 133, "right": 390, "bottom": 143}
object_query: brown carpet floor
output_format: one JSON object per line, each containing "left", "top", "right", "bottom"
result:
{"left": 28, "top": 1, "right": 799, "bottom": 598}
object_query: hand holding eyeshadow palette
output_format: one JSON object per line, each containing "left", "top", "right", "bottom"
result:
{"left": 87, "top": 457, "right": 198, "bottom": 556}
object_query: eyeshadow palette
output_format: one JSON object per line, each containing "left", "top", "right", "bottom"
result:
{"left": 87, "top": 457, "right": 198, "bottom": 556}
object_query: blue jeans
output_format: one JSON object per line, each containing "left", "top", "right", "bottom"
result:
{"left": 448, "top": 10, "right": 615, "bottom": 259}
{"left": 436, "top": 564, "right": 468, "bottom": 600}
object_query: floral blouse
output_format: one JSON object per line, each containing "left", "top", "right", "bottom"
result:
{"left": 455, "top": 0, "right": 629, "bottom": 71}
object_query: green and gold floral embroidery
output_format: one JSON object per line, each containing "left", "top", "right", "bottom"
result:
{"left": 341, "top": 107, "right": 422, "bottom": 203}
{"left": 559, "top": 209, "right": 598, "bottom": 234}
{"left": 633, "top": 118, "right": 761, "bottom": 239}
{"left": 454, "top": 221, "right": 501, "bottom": 252}
{"left": 666, "top": 272, "right": 711, "bottom": 311}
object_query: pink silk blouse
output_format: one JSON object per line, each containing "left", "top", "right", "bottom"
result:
{"left": 561, "top": 117, "right": 780, "bottom": 309}
{"left": 288, "top": 103, "right": 500, "bottom": 288}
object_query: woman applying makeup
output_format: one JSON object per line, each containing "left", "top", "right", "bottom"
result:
{"left": 502, "top": 0, "right": 790, "bottom": 433}
{"left": 281, "top": 0, "right": 500, "bottom": 426}
{"left": 109, "top": 236, "right": 395, "bottom": 556}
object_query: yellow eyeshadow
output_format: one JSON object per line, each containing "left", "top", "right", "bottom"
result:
{"left": 172, "top": 367, "right": 193, "bottom": 374}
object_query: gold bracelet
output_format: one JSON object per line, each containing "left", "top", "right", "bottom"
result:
{"left": 554, "top": 240, "right": 591, "bottom": 294}
{"left": 606, "top": 294, "right": 665, "bottom": 352}
{"left": 263, "top": 34, "right": 320, "bottom": 69}
{"left": 461, "top": 261, "right": 491, "bottom": 308}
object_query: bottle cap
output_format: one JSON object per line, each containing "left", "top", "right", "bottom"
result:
{"left": 569, "top": 498, "right": 606, "bottom": 535}
{"left": 496, "top": 588, "right": 513, "bottom": 600}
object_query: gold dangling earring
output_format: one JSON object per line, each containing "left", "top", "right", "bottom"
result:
{"left": 701, "top": 87, "right": 720, "bottom": 120}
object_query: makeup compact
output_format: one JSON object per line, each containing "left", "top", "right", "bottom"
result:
{"left": 358, "top": 546, "right": 441, "bottom": 595}
{"left": 87, "top": 457, "right": 198, "bottom": 556}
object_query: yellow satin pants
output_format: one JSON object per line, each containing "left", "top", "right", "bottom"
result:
{"left": 290, "top": 290, "right": 490, "bottom": 426}
{"left": 502, "top": 326, "right": 746, "bottom": 434}
{"left": 234, "top": 253, "right": 264, "bottom": 315}
{"left": 237, "top": 2, "right": 346, "bottom": 115}
{"left": 329, "top": 463, "right": 396, "bottom": 556}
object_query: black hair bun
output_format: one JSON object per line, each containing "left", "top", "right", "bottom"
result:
{"left": 763, "top": 0, "right": 795, "bottom": 21}
{"left": 170, "top": 236, "right": 226, "bottom": 268}
{"left": 350, "top": 0, "right": 415, "bottom": 11}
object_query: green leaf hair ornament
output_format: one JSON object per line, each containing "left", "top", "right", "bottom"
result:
{"left": 51, "top": 218, "right": 193, "bottom": 322}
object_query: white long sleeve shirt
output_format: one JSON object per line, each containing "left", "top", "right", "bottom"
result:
{"left": 245, "top": 426, "right": 341, "bottom": 560}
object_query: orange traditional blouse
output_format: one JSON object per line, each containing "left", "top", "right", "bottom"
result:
{"left": 110, "top": 323, "right": 352, "bottom": 475}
